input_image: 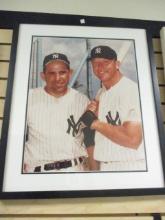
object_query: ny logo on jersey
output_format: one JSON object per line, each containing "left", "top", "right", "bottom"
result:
{"left": 67, "top": 115, "right": 82, "bottom": 137}
{"left": 106, "top": 111, "right": 121, "bottom": 126}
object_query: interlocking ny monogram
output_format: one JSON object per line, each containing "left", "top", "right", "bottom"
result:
{"left": 67, "top": 115, "right": 82, "bottom": 137}
{"left": 95, "top": 47, "right": 101, "bottom": 54}
{"left": 52, "top": 54, "right": 59, "bottom": 59}
{"left": 106, "top": 111, "right": 121, "bottom": 126}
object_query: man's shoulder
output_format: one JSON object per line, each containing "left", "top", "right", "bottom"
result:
{"left": 120, "top": 76, "right": 138, "bottom": 92}
{"left": 122, "top": 76, "right": 137, "bottom": 86}
{"left": 29, "top": 87, "right": 44, "bottom": 95}
{"left": 28, "top": 87, "right": 45, "bottom": 100}
{"left": 120, "top": 77, "right": 140, "bottom": 103}
{"left": 69, "top": 88, "right": 89, "bottom": 102}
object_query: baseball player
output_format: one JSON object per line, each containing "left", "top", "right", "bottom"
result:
{"left": 23, "top": 52, "right": 97, "bottom": 173}
{"left": 78, "top": 45, "right": 146, "bottom": 171}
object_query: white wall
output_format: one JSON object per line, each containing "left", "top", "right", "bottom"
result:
{"left": 0, "top": 0, "right": 165, "bottom": 21}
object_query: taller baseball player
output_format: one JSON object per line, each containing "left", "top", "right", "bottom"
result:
{"left": 78, "top": 45, "right": 146, "bottom": 171}
{"left": 23, "top": 52, "right": 97, "bottom": 173}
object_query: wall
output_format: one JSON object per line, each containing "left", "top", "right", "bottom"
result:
{"left": 0, "top": 1, "right": 165, "bottom": 219}
{"left": 0, "top": 0, "right": 165, "bottom": 21}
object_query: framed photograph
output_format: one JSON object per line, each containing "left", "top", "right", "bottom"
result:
{"left": 0, "top": 11, "right": 165, "bottom": 199}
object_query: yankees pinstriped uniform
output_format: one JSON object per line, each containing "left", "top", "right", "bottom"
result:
{"left": 24, "top": 87, "right": 89, "bottom": 172}
{"left": 94, "top": 76, "right": 146, "bottom": 171}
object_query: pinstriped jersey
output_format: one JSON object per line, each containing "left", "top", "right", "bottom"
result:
{"left": 94, "top": 77, "right": 146, "bottom": 164}
{"left": 24, "top": 87, "right": 89, "bottom": 167}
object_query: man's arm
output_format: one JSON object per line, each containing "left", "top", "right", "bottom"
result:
{"left": 91, "top": 120, "right": 142, "bottom": 149}
{"left": 86, "top": 146, "right": 100, "bottom": 170}
{"left": 83, "top": 100, "right": 142, "bottom": 150}
{"left": 83, "top": 127, "right": 99, "bottom": 170}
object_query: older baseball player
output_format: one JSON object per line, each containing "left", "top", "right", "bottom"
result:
{"left": 23, "top": 52, "right": 97, "bottom": 173}
{"left": 78, "top": 45, "right": 146, "bottom": 171}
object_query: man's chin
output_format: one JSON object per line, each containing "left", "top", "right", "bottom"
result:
{"left": 53, "top": 87, "right": 68, "bottom": 95}
{"left": 56, "top": 87, "right": 67, "bottom": 92}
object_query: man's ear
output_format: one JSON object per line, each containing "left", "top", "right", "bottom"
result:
{"left": 69, "top": 69, "right": 73, "bottom": 79}
{"left": 40, "top": 72, "right": 46, "bottom": 81}
{"left": 116, "top": 60, "right": 120, "bottom": 70}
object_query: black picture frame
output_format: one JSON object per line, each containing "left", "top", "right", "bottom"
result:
{"left": 0, "top": 10, "right": 165, "bottom": 199}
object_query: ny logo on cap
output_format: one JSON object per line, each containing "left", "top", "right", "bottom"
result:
{"left": 52, "top": 54, "right": 59, "bottom": 59}
{"left": 95, "top": 47, "right": 101, "bottom": 54}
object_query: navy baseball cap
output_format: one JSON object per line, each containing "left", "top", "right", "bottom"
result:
{"left": 89, "top": 45, "right": 117, "bottom": 60}
{"left": 43, "top": 53, "right": 70, "bottom": 68}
